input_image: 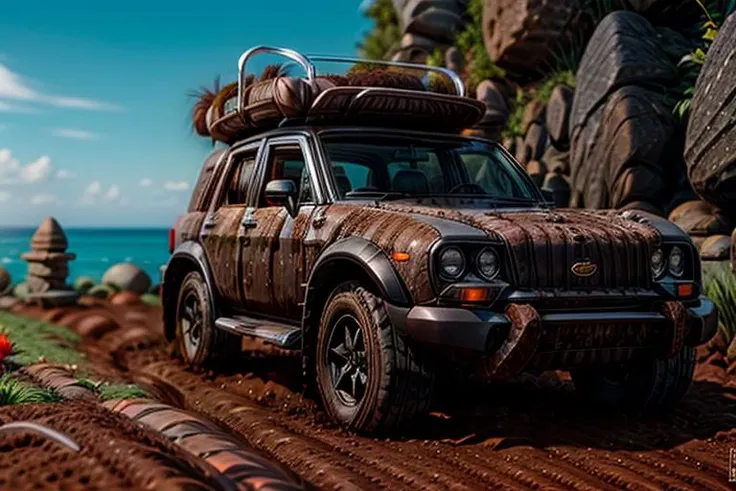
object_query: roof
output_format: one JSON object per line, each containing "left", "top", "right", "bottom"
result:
{"left": 192, "top": 46, "right": 486, "bottom": 145}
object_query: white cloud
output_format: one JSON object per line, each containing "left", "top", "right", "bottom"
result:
{"left": 0, "top": 148, "right": 52, "bottom": 184}
{"left": 139, "top": 178, "right": 153, "bottom": 187}
{"left": 51, "top": 128, "right": 98, "bottom": 140}
{"left": 163, "top": 180, "right": 189, "bottom": 191}
{"left": 105, "top": 185, "right": 120, "bottom": 201}
{"left": 30, "top": 194, "right": 57, "bottom": 205}
{"left": 21, "top": 155, "right": 51, "bottom": 182}
{"left": 85, "top": 181, "right": 102, "bottom": 195}
{"left": 55, "top": 169, "right": 74, "bottom": 180}
{"left": 0, "top": 100, "right": 34, "bottom": 113}
{"left": 0, "top": 62, "right": 121, "bottom": 112}
{"left": 0, "top": 191, "right": 10, "bottom": 202}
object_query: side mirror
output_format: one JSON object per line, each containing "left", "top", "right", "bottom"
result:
{"left": 265, "top": 179, "right": 298, "bottom": 217}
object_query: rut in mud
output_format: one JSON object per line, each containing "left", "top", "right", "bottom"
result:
{"left": 0, "top": 400, "right": 233, "bottom": 490}
{"left": 15, "top": 299, "right": 736, "bottom": 490}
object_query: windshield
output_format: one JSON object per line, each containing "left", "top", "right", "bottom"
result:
{"left": 322, "top": 135, "right": 540, "bottom": 204}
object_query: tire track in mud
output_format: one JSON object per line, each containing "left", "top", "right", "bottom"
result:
{"left": 14, "top": 303, "right": 736, "bottom": 490}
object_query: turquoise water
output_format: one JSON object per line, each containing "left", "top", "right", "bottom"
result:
{"left": 0, "top": 228, "right": 170, "bottom": 286}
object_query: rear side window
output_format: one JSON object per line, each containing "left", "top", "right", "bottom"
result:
{"left": 224, "top": 152, "right": 257, "bottom": 206}
{"left": 188, "top": 149, "right": 225, "bottom": 212}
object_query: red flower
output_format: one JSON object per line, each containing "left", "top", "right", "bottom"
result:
{"left": 0, "top": 334, "right": 12, "bottom": 362}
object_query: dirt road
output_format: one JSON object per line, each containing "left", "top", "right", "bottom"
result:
{"left": 14, "top": 300, "right": 736, "bottom": 490}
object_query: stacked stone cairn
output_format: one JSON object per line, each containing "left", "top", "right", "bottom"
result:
{"left": 21, "top": 217, "right": 79, "bottom": 307}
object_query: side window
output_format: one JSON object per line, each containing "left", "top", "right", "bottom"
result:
{"left": 222, "top": 150, "right": 257, "bottom": 207}
{"left": 259, "top": 144, "right": 313, "bottom": 207}
{"left": 331, "top": 161, "right": 372, "bottom": 197}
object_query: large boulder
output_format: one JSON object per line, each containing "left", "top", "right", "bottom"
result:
{"left": 569, "top": 11, "right": 691, "bottom": 213}
{"left": 684, "top": 12, "right": 736, "bottom": 220}
{"left": 392, "top": 0, "right": 466, "bottom": 61}
{"left": 545, "top": 85, "right": 574, "bottom": 151}
{"left": 101, "top": 263, "right": 152, "bottom": 294}
{"left": 482, "top": 0, "right": 589, "bottom": 81}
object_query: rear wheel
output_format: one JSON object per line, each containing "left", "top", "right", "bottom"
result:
{"left": 315, "top": 282, "right": 434, "bottom": 434}
{"left": 175, "top": 271, "right": 237, "bottom": 366}
{"left": 571, "top": 347, "right": 696, "bottom": 412}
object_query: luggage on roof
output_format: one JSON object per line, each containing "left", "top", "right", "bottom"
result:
{"left": 192, "top": 46, "right": 485, "bottom": 144}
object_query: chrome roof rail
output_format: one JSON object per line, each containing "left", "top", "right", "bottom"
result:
{"left": 308, "top": 54, "right": 465, "bottom": 98}
{"left": 235, "top": 46, "right": 467, "bottom": 110}
{"left": 237, "top": 46, "right": 317, "bottom": 115}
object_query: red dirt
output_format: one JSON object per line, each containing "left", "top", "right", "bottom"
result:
{"left": 0, "top": 400, "right": 234, "bottom": 490}
{"left": 10, "top": 299, "right": 736, "bottom": 489}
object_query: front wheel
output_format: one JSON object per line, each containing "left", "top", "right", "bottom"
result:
{"left": 174, "top": 271, "right": 236, "bottom": 367}
{"left": 315, "top": 282, "right": 434, "bottom": 434}
{"left": 571, "top": 347, "right": 696, "bottom": 413}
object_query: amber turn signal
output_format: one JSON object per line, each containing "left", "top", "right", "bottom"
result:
{"left": 677, "top": 283, "right": 695, "bottom": 298}
{"left": 460, "top": 287, "right": 491, "bottom": 303}
{"left": 392, "top": 251, "right": 411, "bottom": 262}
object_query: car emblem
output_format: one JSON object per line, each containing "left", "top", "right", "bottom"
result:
{"left": 571, "top": 260, "right": 597, "bottom": 277}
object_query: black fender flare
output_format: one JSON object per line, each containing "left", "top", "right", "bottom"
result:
{"left": 161, "top": 241, "right": 217, "bottom": 341}
{"left": 305, "top": 237, "right": 411, "bottom": 308}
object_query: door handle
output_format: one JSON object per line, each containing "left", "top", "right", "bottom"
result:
{"left": 203, "top": 217, "right": 216, "bottom": 229}
{"left": 241, "top": 207, "right": 257, "bottom": 229}
{"left": 312, "top": 209, "right": 326, "bottom": 229}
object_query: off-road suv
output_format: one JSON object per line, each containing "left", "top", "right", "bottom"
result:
{"left": 162, "top": 47, "right": 718, "bottom": 434}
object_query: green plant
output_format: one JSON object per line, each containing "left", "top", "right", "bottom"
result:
{"left": 97, "top": 383, "right": 147, "bottom": 401}
{"left": 358, "top": 0, "right": 402, "bottom": 61}
{"left": 704, "top": 265, "right": 736, "bottom": 342}
{"left": 502, "top": 88, "right": 532, "bottom": 140}
{"left": 454, "top": 0, "right": 505, "bottom": 91}
{"left": 0, "top": 313, "right": 83, "bottom": 367}
{"left": 0, "top": 374, "right": 61, "bottom": 405}
{"left": 674, "top": 0, "right": 736, "bottom": 121}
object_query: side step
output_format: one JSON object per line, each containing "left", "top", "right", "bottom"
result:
{"left": 214, "top": 315, "right": 302, "bottom": 349}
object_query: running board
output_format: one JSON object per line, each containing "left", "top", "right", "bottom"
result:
{"left": 214, "top": 316, "right": 302, "bottom": 349}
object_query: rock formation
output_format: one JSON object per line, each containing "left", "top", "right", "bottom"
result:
{"left": 481, "top": 0, "right": 588, "bottom": 81}
{"left": 392, "top": 0, "right": 467, "bottom": 62}
{"left": 102, "top": 263, "right": 152, "bottom": 295}
{"left": 21, "top": 217, "right": 79, "bottom": 307}
{"left": 685, "top": 11, "right": 736, "bottom": 222}
{"left": 569, "top": 11, "right": 692, "bottom": 215}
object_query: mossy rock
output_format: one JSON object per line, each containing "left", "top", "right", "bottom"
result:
{"left": 12, "top": 282, "right": 31, "bottom": 300}
{"left": 102, "top": 263, "right": 152, "bottom": 294}
{"left": 87, "top": 284, "right": 117, "bottom": 299}
{"left": 73, "top": 276, "right": 96, "bottom": 295}
{"left": 140, "top": 293, "right": 162, "bottom": 307}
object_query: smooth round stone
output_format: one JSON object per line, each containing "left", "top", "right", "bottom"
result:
{"left": 102, "top": 263, "right": 152, "bottom": 294}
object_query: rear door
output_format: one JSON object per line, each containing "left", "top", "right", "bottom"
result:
{"left": 238, "top": 135, "right": 320, "bottom": 320}
{"left": 200, "top": 142, "right": 261, "bottom": 306}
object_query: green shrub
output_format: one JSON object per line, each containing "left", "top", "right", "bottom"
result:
{"left": 704, "top": 265, "right": 736, "bottom": 342}
{"left": 0, "top": 374, "right": 61, "bottom": 405}
{"left": 358, "top": 0, "right": 401, "bottom": 61}
{"left": 0, "top": 313, "right": 83, "bottom": 367}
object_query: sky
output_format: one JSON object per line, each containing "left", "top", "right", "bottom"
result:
{"left": 0, "top": 0, "right": 373, "bottom": 227}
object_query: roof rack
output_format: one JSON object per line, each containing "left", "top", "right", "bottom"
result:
{"left": 236, "top": 45, "right": 466, "bottom": 114}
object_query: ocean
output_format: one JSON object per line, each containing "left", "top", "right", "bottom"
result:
{"left": 0, "top": 227, "right": 171, "bottom": 287}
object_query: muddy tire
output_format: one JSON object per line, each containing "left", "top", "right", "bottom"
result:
{"left": 571, "top": 347, "right": 695, "bottom": 412}
{"left": 315, "top": 282, "right": 434, "bottom": 434}
{"left": 175, "top": 271, "right": 237, "bottom": 367}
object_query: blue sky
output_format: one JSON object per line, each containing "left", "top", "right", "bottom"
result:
{"left": 0, "top": 1, "right": 372, "bottom": 227}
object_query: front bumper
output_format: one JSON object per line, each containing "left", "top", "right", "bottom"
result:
{"left": 403, "top": 295, "right": 718, "bottom": 354}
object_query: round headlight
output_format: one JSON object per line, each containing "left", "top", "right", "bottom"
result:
{"left": 476, "top": 247, "right": 500, "bottom": 281}
{"left": 651, "top": 247, "right": 666, "bottom": 279}
{"left": 439, "top": 247, "right": 465, "bottom": 280}
{"left": 668, "top": 246, "right": 685, "bottom": 278}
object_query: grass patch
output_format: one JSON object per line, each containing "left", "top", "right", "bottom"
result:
{"left": 0, "top": 312, "right": 83, "bottom": 367}
{"left": 704, "top": 264, "right": 736, "bottom": 342}
{"left": 77, "top": 378, "right": 147, "bottom": 401}
{"left": 0, "top": 373, "right": 61, "bottom": 405}
{"left": 454, "top": 0, "right": 506, "bottom": 92}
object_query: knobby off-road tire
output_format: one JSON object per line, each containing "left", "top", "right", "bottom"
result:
{"left": 571, "top": 347, "right": 696, "bottom": 412}
{"left": 316, "top": 282, "right": 434, "bottom": 434}
{"left": 175, "top": 271, "right": 238, "bottom": 367}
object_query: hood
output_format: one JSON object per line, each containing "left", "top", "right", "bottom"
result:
{"left": 373, "top": 201, "right": 667, "bottom": 289}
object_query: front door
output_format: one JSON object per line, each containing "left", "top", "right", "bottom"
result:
{"left": 200, "top": 144, "right": 259, "bottom": 306}
{"left": 239, "top": 137, "right": 318, "bottom": 320}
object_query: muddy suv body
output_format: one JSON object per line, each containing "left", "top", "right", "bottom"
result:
{"left": 162, "top": 47, "right": 718, "bottom": 434}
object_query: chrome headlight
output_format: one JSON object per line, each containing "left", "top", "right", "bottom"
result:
{"left": 476, "top": 247, "right": 500, "bottom": 281}
{"left": 439, "top": 247, "right": 465, "bottom": 281}
{"left": 668, "top": 246, "right": 685, "bottom": 278}
{"left": 651, "top": 247, "right": 666, "bottom": 279}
